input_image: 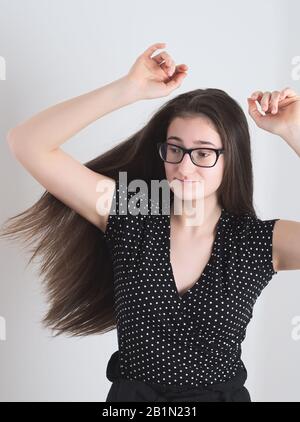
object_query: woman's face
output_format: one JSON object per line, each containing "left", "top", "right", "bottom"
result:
{"left": 164, "top": 116, "right": 225, "bottom": 202}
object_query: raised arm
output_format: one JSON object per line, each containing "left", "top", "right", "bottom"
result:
{"left": 6, "top": 76, "right": 141, "bottom": 233}
{"left": 6, "top": 42, "right": 188, "bottom": 233}
{"left": 247, "top": 87, "right": 300, "bottom": 271}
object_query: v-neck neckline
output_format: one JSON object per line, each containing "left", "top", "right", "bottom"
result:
{"left": 166, "top": 206, "right": 225, "bottom": 302}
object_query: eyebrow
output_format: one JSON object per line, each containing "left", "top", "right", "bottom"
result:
{"left": 166, "top": 136, "right": 216, "bottom": 147}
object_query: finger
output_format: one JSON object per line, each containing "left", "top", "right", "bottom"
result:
{"left": 165, "top": 69, "right": 188, "bottom": 89}
{"left": 160, "top": 58, "right": 177, "bottom": 77}
{"left": 141, "top": 43, "right": 166, "bottom": 60}
{"left": 175, "top": 64, "right": 189, "bottom": 72}
{"left": 151, "top": 52, "right": 172, "bottom": 77}
{"left": 167, "top": 63, "right": 189, "bottom": 78}
{"left": 153, "top": 52, "right": 181, "bottom": 77}
{"left": 164, "top": 64, "right": 189, "bottom": 82}
{"left": 247, "top": 98, "right": 264, "bottom": 125}
{"left": 152, "top": 52, "right": 174, "bottom": 69}
{"left": 250, "top": 90, "right": 264, "bottom": 101}
{"left": 279, "top": 87, "right": 297, "bottom": 100}
{"left": 269, "top": 91, "right": 281, "bottom": 114}
{"left": 261, "top": 91, "right": 272, "bottom": 112}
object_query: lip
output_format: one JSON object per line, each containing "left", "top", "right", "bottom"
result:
{"left": 175, "top": 178, "right": 198, "bottom": 183}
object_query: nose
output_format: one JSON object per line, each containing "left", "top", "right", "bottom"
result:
{"left": 178, "top": 151, "right": 197, "bottom": 172}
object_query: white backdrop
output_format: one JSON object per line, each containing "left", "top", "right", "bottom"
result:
{"left": 0, "top": 0, "right": 299, "bottom": 402}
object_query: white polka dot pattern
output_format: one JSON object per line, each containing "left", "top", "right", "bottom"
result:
{"left": 103, "top": 179, "right": 280, "bottom": 387}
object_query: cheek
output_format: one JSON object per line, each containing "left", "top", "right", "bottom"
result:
{"left": 216, "top": 161, "right": 225, "bottom": 184}
{"left": 164, "top": 163, "right": 174, "bottom": 181}
{"left": 204, "top": 166, "right": 224, "bottom": 191}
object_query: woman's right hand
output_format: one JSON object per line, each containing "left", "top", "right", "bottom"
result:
{"left": 125, "top": 43, "right": 189, "bottom": 100}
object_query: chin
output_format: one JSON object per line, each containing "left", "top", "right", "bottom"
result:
{"left": 172, "top": 189, "right": 205, "bottom": 202}
{"left": 169, "top": 179, "right": 205, "bottom": 201}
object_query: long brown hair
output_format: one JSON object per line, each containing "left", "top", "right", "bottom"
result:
{"left": 0, "top": 88, "right": 256, "bottom": 337}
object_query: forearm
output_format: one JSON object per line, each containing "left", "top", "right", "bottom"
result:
{"left": 7, "top": 75, "right": 140, "bottom": 153}
{"left": 282, "top": 126, "right": 300, "bottom": 158}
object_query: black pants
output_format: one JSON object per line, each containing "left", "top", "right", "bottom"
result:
{"left": 105, "top": 350, "right": 251, "bottom": 402}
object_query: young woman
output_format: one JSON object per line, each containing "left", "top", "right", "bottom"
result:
{"left": 1, "top": 42, "right": 300, "bottom": 402}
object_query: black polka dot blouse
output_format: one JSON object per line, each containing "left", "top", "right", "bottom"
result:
{"left": 103, "top": 178, "right": 280, "bottom": 388}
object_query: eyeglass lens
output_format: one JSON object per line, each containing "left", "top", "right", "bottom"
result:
{"left": 160, "top": 144, "right": 218, "bottom": 167}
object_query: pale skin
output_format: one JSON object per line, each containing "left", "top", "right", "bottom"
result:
{"left": 247, "top": 88, "right": 300, "bottom": 273}
{"left": 165, "top": 115, "right": 224, "bottom": 234}
{"left": 6, "top": 42, "right": 300, "bottom": 297}
{"left": 164, "top": 116, "right": 225, "bottom": 295}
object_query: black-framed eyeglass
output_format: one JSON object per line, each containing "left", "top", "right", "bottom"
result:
{"left": 156, "top": 142, "right": 225, "bottom": 168}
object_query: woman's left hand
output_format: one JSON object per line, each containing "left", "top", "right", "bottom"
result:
{"left": 247, "top": 87, "right": 300, "bottom": 140}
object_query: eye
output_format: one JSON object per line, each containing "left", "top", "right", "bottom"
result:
{"left": 195, "top": 151, "right": 210, "bottom": 157}
{"left": 169, "top": 146, "right": 181, "bottom": 153}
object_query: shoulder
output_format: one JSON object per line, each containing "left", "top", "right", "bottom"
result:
{"left": 225, "top": 210, "right": 279, "bottom": 266}
{"left": 223, "top": 210, "right": 279, "bottom": 239}
{"left": 103, "top": 178, "right": 155, "bottom": 244}
{"left": 222, "top": 210, "right": 279, "bottom": 261}
{"left": 223, "top": 210, "right": 280, "bottom": 279}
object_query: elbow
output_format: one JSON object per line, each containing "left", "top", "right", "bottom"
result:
{"left": 6, "top": 126, "right": 20, "bottom": 145}
{"left": 6, "top": 128, "right": 15, "bottom": 144}
{"left": 6, "top": 127, "right": 25, "bottom": 157}
{"left": 6, "top": 128, "right": 18, "bottom": 154}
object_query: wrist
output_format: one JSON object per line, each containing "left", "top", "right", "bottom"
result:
{"left": 117, "top": 75, "right": 144, "bottom": 103}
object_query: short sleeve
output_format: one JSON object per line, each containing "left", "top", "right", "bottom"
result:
{"left": 241, "top": 216, "right": 280, "bottom": 288}
{"left": 103, "top": 178, "right": 125, "bottom": 243}
{"left": 102, "top": 178, "right": 148, "bottom": 251}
